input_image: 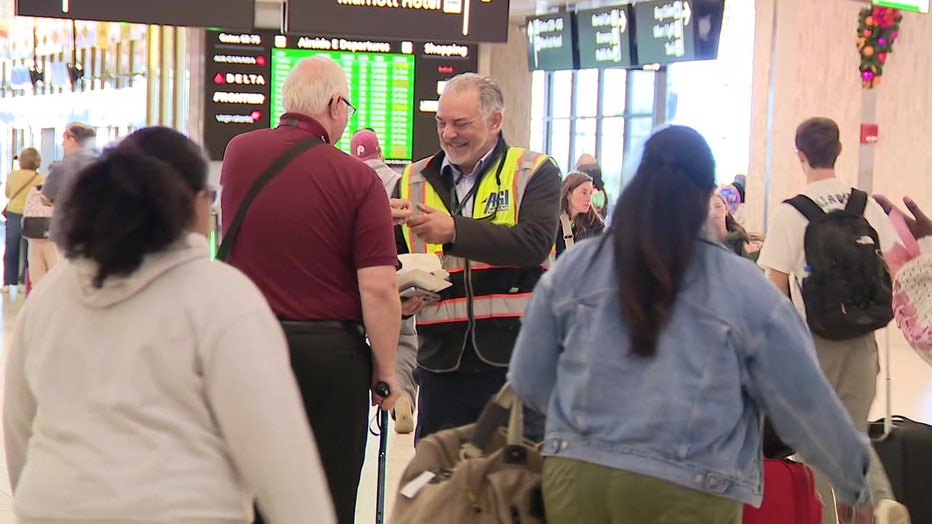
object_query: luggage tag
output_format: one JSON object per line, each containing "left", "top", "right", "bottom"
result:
{"left": 400, "top": 470, "right": 437, "bottom": 499}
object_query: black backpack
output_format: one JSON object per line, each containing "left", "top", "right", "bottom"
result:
{"left": 786, "top": 189, "right": 893, "bottom": 341}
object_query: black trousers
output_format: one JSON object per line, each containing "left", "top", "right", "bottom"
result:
{"left": 416, "top": 366, "right": 545, "bottom": 445}
{"left": 255, "top": 322, "right": 372, "bottom": 524}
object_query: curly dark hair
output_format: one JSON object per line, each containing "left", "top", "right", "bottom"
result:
{"left": 57, "top": 127, "right": 208, "bottom": 287}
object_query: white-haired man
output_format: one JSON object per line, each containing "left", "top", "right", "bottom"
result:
{"left": 219, "top": 56, "right": 401, "bottom": 524}
{"left": 395, "top": 73, "right": 562, "bottom": 442}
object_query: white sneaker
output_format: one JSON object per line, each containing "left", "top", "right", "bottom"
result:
{"left": 393, "top": 396, "right": 415, "bottom": 435}
{"left": 876, "top": 499, "right": 911, "bottom": 524}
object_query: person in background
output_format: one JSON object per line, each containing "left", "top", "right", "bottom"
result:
{"left": 708, "top": 190, "right": 756, "bottom": 260}
{"left": 21, "top": 185, "right": 57, "bottom": 286}
{"left": 576, "top": 153, "right": 610, "bottom": 219}
{"left": 757, "top": 117, "right": 907, "bottom": 524}
{"left": 41, "top": 122, "right": 97, "bottom": 207}
{"left": 555, "top": 171, "right": 605, "bottom": 259}
{"left": 4, "top": 127, "right": 335, "bottom": 523}
{"left": 4, "top": 148, "right": 43, "bottom": 292}
{"left": 396, "top": 73, "right": 561, "bottom": 443}
{"left": 351, "top": 127, "right": 418, "bottom": 434}
{"left": 220, "top": 57, "right": 400, "bottom": 524}
{"left": 875, "top": 195, "right": 932, "bottom": 359}
{"left": 509, "top": 125, "right": 874, "bottom": 524}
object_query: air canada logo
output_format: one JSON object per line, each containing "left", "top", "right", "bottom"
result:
{"left": 482, "top": 190, "right": 511, "bottom": 215}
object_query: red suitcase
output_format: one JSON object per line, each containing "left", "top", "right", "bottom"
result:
{"left": 743, "top": 458, "right": 822, "bottom": 524}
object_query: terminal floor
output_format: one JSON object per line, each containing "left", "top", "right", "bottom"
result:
{"left": 0, "top": 288, "right": 930, "bottom": 522}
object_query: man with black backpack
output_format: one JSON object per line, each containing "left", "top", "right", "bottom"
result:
{"left": 758, "top": 117, "right": 909, "bottom": 524}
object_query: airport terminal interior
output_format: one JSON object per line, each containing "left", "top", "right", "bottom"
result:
{"left": 0, "top": 0, "right": 930, "bottom": 522}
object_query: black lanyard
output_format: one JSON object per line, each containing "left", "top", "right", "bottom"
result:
{"left": 450, "top": 156, "right": 507, "bottom": 217}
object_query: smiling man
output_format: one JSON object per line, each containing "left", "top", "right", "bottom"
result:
{"left": 395, "top": 73, "right": 562, "bottom": 442}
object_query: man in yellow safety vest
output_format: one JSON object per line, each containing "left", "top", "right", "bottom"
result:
{"left": 396, "top": 73, "right": 562, "bottom": 442}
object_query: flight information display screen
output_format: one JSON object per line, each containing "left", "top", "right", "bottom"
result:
{"left": 270, "top": 45, "right": 416, "bottom": 162}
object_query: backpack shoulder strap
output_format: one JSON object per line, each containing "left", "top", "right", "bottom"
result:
{"left": 216, "top": 135, "right": 323, "bottom": 261}
{"left": 785, "top": 195, "right": 824, "bottom": 222}
{"left": 845, "top": 188, "right": 868, "bottom": 216}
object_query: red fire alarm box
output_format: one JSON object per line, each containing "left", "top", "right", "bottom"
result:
{"left": 861, "top": 123, "right": 879, "bottom": 144}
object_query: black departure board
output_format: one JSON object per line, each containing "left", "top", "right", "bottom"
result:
{"left": 203, "top": 30, "right": 273, "bottom": 161}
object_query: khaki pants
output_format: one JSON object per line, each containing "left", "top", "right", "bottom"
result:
{"left": 809, "top": 333, "right": 893, "bottom": 524}
{"left": 26, "top": 239, "right": 58, "bottom": 285}
{"left": 543, "top": 457, "right": 741, "bottom": 524}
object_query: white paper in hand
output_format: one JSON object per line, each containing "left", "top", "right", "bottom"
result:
{"left": 397, "top": 254, "right": 451, "bottom": 293}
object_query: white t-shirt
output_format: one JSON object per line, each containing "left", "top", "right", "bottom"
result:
{"left": 757, "top": 177, "right": 897, "bottom": 318}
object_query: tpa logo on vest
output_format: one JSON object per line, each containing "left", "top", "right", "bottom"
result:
{"left": 483, "top": 190, "right": 511, "bottom": 215}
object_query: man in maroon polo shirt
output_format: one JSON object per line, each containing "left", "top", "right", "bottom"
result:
{"left": 219, "top": 56, "right": 401, "bottom": 524}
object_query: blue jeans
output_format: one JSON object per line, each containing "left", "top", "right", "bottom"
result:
{"left": 4, "top": 212, "right": 23, "bottom": 286}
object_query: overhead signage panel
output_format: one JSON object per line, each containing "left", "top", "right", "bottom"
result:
{"left": 15, "top": 0, "right": 255, "bottom": 29}
{"left": 525, "top": 13, "right": 577, "bottom": 71}
{"left": 285, "top": 0, "right": 509, "bottom": 43}
{"left": 576, "top": 5, "right": 634, "bottom": 69}
{"left": 633, "top": 0, "right": 724, "bottom": 65}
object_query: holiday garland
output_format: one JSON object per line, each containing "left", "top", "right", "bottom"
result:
{"left": 856, "top": 6, "right": 902, "bottom": 89}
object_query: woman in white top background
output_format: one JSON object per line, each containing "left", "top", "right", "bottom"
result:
{"left": 4, "top": 127, "right": 334, "bottom": 523}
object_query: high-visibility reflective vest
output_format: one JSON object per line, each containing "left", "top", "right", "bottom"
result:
{"left": 400, "top": 147, "right": 550, "bottom": 369}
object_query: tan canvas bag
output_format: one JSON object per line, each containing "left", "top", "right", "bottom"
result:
{"left": 391, "top": 384, "right": 545, "bottom": 523}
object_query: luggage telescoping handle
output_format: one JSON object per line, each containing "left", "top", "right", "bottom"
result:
{"left": 375, "top": 381, "right": 390, "bottom": 524}
{"left": 884, "top": 325, "right": 892, "bottom": 436}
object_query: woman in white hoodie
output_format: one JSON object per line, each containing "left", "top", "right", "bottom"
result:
{"left": 4, "top": 127, "right": 335, "bottom": 523}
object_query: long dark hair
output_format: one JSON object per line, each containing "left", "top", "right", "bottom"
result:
{"left": 561, "top": 171, "right": 604, "bottom": 234}
{"left": 612, "top": 126, "right": 716, "bottom": 357}
{"left": 57, "top": 127, "right": 208, "bottom": 287}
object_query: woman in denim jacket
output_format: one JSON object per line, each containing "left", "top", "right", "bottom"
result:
{"left": 509, "top": 126, "right": 873, "bottom": 523}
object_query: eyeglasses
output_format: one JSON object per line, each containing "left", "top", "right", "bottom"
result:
{"left": 340, "top": 96, "right": 357, "bottom": 117}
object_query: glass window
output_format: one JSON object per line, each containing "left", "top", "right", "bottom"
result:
{"left": 530, "top": 118, "right": 544, "bottom": 155}
{"left": 665, "top": 0, "right": 755, "bottom": 182}
{"left": 551, "top": 70, "right": 573, "bottom": 118}
{"left": 628, "top": 70, "right": 655, "bottom": 115}
{"left": 600, "top": 117, "right": 625, "bottom": 200}
{"left": 627, "top": 116, "right": 655, "bottom": 160}
{"left": 575, "top": 69, "right": 599, "bottom": 118}
{"left": 602, "top": 68, "right": 627, "bottom": 117}
{"left": 550, "top": 119, "right": 571, "bottom": 175}
{"left": 531, "top": 70, "right": 546, "bottom": 121}
{"left": 573, "top": 118, "right": 597, "bottom": 169}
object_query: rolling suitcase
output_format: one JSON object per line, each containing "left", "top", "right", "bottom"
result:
{"left": 742, "top": 458, "right": 822, "bottom": 524}
{"left": 869, "top": 330, "right": 932, "bottom": 523}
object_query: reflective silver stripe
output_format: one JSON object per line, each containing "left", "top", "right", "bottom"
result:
{"left": 418, "top": 293, "right": 531, "bottom": 325}
{"left": 514, "top": 150, "right": 547, "bottom": 216}
{"left": 404, "top": 158, "right": 432, "bottom": 253}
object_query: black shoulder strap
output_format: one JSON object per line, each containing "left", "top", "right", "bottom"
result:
{"left": 216, "top": 135, "right": 323, "bottom": 261}
{"left": 844, "top": 188, "right": 868, "bottom": 217}
{"left": 784, "top": 195, "right": 824, "bottom": 222}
